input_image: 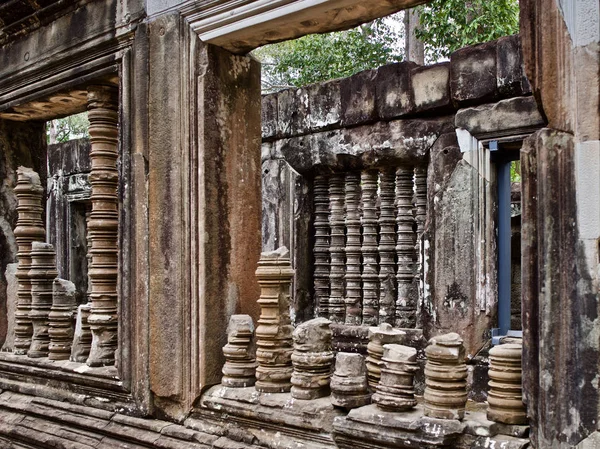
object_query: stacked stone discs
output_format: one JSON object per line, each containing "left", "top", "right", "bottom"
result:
{"left": 222, "top": 315, "right": 257, "bottom": 388}
{"left": 366, "top": 323, "right": 404, "bottom": 390}
{"left": 48, "top": 278, "right": 78, "bottom": 360}
{"left": 487, "top": 343, "right": 527, "bottom": 424}
{"left": 372, "top": 344, "right": 418, "bottom": 411}
{"left": 291, "top": 318, "right": 334, "bottom": 400}
{"left": 331, "top": 353, "right": 370, "bottom": 409}
{"left": 424, "top": 333, "right": 468, "bottom": 420}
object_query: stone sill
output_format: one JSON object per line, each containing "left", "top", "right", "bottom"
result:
{"left": 0, "top": 352, "right": 118, "bottom": 379}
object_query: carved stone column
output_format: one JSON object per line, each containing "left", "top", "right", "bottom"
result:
{"left": 328, "top": 174, "right": 346, "bottom": 323}
{"left": 13, "top": 167, "right": 45, "bottom": 355}
{"left": 378, "top": 170, "right": 397, "bottom": 325}
{"left": 86, "top": 85, "right": 119, "bottom": 367}
{"left": 361, "top": 169, "right": 379, "bottom": 326}
{"left": 28, "top": 242, "right": 58, "bottom": 358}
{"left": 372, "top": 344, "right": 418, "bottom": 411}
{"left": 331, "top": 352, "right": 370, "bottom": 409}
{"left": 487, "top": 343, "right": 527, "bottom": 425}
{"left": 48, "top": 278, "right": 77, "bottom": 360}
{"left": 365, "top": 323, "right": 404, "bottom": 390}
{"left": 395, "top": 166, "right": 417, "bottom": 328}
{"left": 314, "top": 174, "right": 330, "bottom": 319}
{"left": 291, "top": 317, "right": 334, "bottom": 400}
{"left": 222, "top": 315, "right": 257, "bottom": 388}
{"left": 344, "top": 172, "right": 362, "bottom": 325}
{"left": 413, "top": 166, "right": 427, "bottom": 317}
{"left": 424, "top": 333, "right": 468, "bottom": 420}
{"left": 255, "top": 247, "right": 295, "bottom": 393}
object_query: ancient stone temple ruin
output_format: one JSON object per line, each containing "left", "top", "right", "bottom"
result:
{"left": 0, "top": 0, "right": 598, "bottom": 448}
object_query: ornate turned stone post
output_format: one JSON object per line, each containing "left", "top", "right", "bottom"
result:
{"left": 314, "top": 174, "right": 330, "bottom": 319}
{"left": 222, "top": 315, "right": 257, "bottom": 388}
{"left": 86, "top": 84, "right": 119, "bottom": 367}
{"left": 365, "top": 323, "right": 404, "bottom": 391}
{"left": 13, "top": 167, "right": 45, "bottom": 355}
{"left": 328, "top": 174, "right": 346, "bottom": 323}
{"left": 255, "top": 247, "right": 295, "bottom": 393}
{"left": 361, "top": 169, "right": 379, "bottom": 326}
{"left": 414, "top": 166, "right": 427, "bottom": 315}
{"left": 28, "top": 242, "right": 58, "bottom": 358}
{"left": 331, "top": 352, "right": 370, "bottom": 409}
{"left": 344, "top": 172, "right": 362, "bottom": 325}
{"left": 395, "top": 166, "right": 417, "bottom": 328}
{"left": 487, "top": 343, "right": 527, "bottom": 425}
{"left": 424, "top": 333, "right": 468, "bottom": 420}
{"left": 378, "top": 170, "right": 396, "bottom": 325}
{"left": 48, "top": 278, "right": 77, "bottom": 360}
{"left": 291, "top": 317, "right": 334, "bottom": 400}
{"left": 372, "top": 344, "right": 418, "bottom": 411}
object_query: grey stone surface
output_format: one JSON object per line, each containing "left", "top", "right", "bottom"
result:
{"left": 340, "top": 69, "right": 378, "bottom": 126}
{"left": 411, "top": 62, "right": 451, "bottom": 114}
{"left": 450, "top": 40, "right": 499, "bottom": 107}
{"left": 1, "top": 263, "right": 17, "bottom": 351}
{"left": 376, "top": 61, "right": 418, "bottom": 119}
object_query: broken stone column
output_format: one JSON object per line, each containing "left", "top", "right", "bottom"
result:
{"left": 2, "top": 263, "right": 18, "bottom": 352}
{"left": 221, "top": 314, "right": 257, "bottom": 388}
{"left": 70, "top": 304, "right": 92, "bottom": 362}
{"left": 366, "top": 323, "right": 405, "bottom": 390}
{"left": 424, "top": 333, "right": 468, "bottom": 420}
{"left": 27, "top": 242, "right": 57, "bottom": 358}
{"left": 372, "top": 344, "right": 418, "bottom": 411}
{"left": 48, "top": 278, "right": 77, "bottom": 361}
{"left": 291, "top": 317, "right": 334, "bottom": 400}
{"left": 255, "top": 247, "right": 295, "bottom": 393}
{"left": 331, "top": 352, "right": 370, "bottom": 409}
{"left": 487, "top": 343, "right": 527, "bottom": 425}
{"left": 86, "top": 84, "right": 119, "bottom": 367}
{"left": 13, "top": 167, "right": 45, "bottom": 355}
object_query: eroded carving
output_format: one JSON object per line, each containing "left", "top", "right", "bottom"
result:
{"left": 48, "top": 278, "right": 78, "bottom": 360}
{"left": 372, "top": 344, "right": 418, "bottom": 411}
{"left": 331, "top": 352, "right": 370, "bottom": 409}
{"left": 365, "top": 323, "right": 405, "bottom": 390}
{"left": 222, "top": 315, "right": 257, "bottom": 388}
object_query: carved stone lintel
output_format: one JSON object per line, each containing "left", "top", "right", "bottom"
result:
{"left": 71, "top": 304, "right": 92, "bottom": 362}
{"left": 424, "top": 333, "right": 468, "bottom": 420}
{"left": 344, "top": 172, "right": 362, "bottom": 325}
{"left": 28, "top": 242, "right": 58, "bottom": 358}
{"left": 378, "top": 170, "right": 396, "bottom": 325}
{"left": 328, "top": 174, "right": 346, "bottom": 324}
{"left": 86, "top": 84, "right": 119, "bottom": 367}
{"left": 291, "top": 317, "right": 334, "bottom": 400}
{"left": 49, "top": 278, "right": 78, "bottom": 360}
{"left": 255, "top": 247, "right": 295, "bottom": 393}
{"left": 365, "top": 323, "right": 405, "bottom": 391}
{"left": 395, "top": 166, "right": 417, "bottom": 328}
{"left": 13, "top": 167, "right": 45, "bottom": 355}
{"left": 487, "top": 343, "right": 527, "bottom": 425}
{"left": 313, "top": 174, "right": 331, "bottom": 319}
{"left": 331, "top": 352, "right": 370, "bottom": 409}
{"left": 372, "top": 344, "right": 418, "bottom": 411}
{"left": 222, "top": 315, "right": 257, "bottom": 388}
{"left": 361, "top": 170, "right": 379, "bottom": 326}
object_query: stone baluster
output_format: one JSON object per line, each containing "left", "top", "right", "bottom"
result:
{"left": 291, "top": 317, "right": 334, "bottom": 400}
{"left": 344, "top": 172, "right": 362, "bottom": 325}
{"left": 487, "top": 343, "right": 527, "bottom": 425}
{"left": 424, "top": 333, "right": 468, "bottom": 420}
{"left": 378, "top": 170, "right": 396, "bottom": 325}
{"left": 255, "top": 247, "right": 295, "bottom": 393}
{"left": 13, "top": 167, "right": 45, "bottom": 355}
{"left": 328, "top": 174, "right": 346, "bottom": 323}
{"left": 48, "top": 278, "right": 77, "bottom": 360}
{"left": 414, "top": 166, "right": 427, "bottom": 314}
{"left": 361, "top": 169, "right": 379, "bottom": 326}
{"left": 222, "top": 315, "right": 257, "bottom": 388}
{"left": 331, "top": 352, "right": 370, "bottom": 409}
{"left": 314, "top": 174, "right": 331, "bottom": 319}
{"left": 395, "top": 166, "right": 417, "bottom": 328}
{"left": 28, "top": 242, "right": 58, "bottom": 358}
{"left": 365, "top": 323, "right": 405, "bottom": 390}
{"left": 372, "top": 344, "right": 418, "bottom": 411}
{"left": 86, "top": 84, "right": 119, "bottom": 367}
{"left": 71, "top": 304, "right": 92, "bottom": 362}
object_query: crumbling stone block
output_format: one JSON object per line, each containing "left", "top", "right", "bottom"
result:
{"left": 340, "top": 69, "right": 378, "bottom": 126}
{"left": 1, "top": 263, "right": 18, "bottom": 352}
{"left": 261, "top": 93, "right": 278, "bottom": 140}
{"left": 221, "top": 315, "right": 257, "bottom": 388}
{"left": 331, "top": 352, "right": 370, "bottom": 409}
{"left": 277, "top": 88, "right": 309, "bottom": 137}
{"left": 450, "top": 41, "right": 498, "bottom": 107}
{"left": 308, "top": 79, "right": 341, "bottom": 132}
{"left": 366, "top": 323, "right": 405, "bottom": 390}
{"left": 48, "top": 278, "right": 77, "bottom": 360}
{"left": 496, "top": 35, "right": 531, "bottom": 97}
{"left": 376, "top": 61, "right": 418, "bottom": 119}
{"left": 372, "top": 344, "right": 418, "bottom": 411}
{"left": 411, "top": 62, "right": 452, "bottom": 114}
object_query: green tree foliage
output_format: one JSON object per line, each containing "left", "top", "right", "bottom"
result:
{"left": 47, "top": 112, "right": 90, "bottom": 144}
{"left": 254, "top": 18, "right": 403, "bottom": 92}
{"left": 416, "top": 0, "right": 519, "bottom": 60}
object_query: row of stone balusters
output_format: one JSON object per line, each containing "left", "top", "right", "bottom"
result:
{"left": 221, "top": 249, "right": 526, "bottom": 426}
{"left": 11, "top": 85, "right": 119, "bottom": 366}
{"left": 314, "top": 166, "right": 427, "bottom": 329}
